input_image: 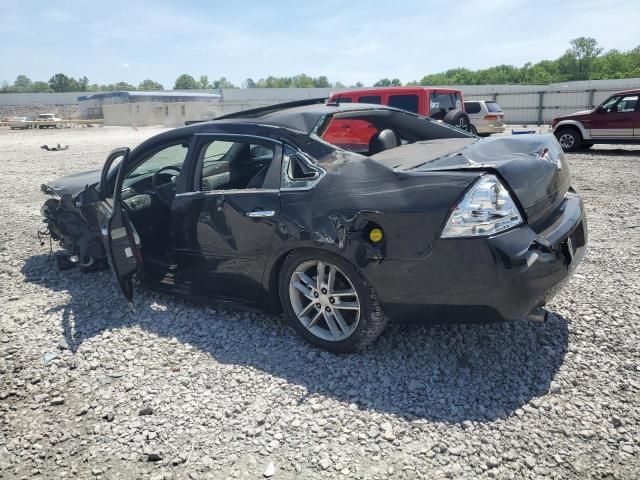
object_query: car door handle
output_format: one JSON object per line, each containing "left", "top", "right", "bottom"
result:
{"left": 246, "top": 210, "right": 275, "bottom": 218}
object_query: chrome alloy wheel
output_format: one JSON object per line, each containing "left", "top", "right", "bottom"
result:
{"left": 558, "top": 133, "right": 575, "bottom": 149}
{"left": 288, "top": 260, "right": 361, "bottom": 342}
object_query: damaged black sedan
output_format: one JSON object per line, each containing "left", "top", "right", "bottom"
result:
{"left": 40, "top": 101, "right": 587, "bottom": 353}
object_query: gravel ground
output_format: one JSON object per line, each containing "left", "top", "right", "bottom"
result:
{"left": 0, "top": 105, "right": 80, "bottom": 120}
{"left": 0, "top": 126, "right": 638, "bottom": 480}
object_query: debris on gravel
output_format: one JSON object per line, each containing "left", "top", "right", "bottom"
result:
{"left": 0, "top": 127, "right": 639, "bottom": 479}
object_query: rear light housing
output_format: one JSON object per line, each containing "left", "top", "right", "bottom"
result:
{"left": 441, "top": 174, "right": 523, "bottom": 238}
{"left": 484, "top": 114, "right": 500, "bottom": 121}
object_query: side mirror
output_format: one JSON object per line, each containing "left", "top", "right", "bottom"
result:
{"left": 99, "top": 147, "right": 128, "bottom": 199}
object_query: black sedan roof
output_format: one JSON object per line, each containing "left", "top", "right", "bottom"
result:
{"left": 215, "top": 102, "right": 405, "bottom": 134}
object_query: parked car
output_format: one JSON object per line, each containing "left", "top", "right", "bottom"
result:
{"left": 326, "top": 87, "right": 471, "bottom": 146}
{"left": 464, "top": 100, "right": 506, "bottom": 136}
{"left": 8, "top": 116, "right": 35, "bottom": 129}
{"left": 40, "top": 100, "right": 586, "bottom": 353}
{"left": 36, "top": 113, "right": 62, "bottom": 129}
{"left": 552, "top": 89, "right": 640, "bottom": 151}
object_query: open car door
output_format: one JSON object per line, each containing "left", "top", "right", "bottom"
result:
{"left": 96, "top": 147, "right": 143, "bottom": 304}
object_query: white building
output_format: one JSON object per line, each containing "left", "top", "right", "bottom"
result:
{"left": 77, "top": 91, "right": 222, "bottom": 127}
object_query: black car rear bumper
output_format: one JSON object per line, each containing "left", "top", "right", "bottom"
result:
{"left": 367, "top": 191, "right": 587, "bottom": 323}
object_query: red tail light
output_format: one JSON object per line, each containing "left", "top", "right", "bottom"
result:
{"left": 484, "top": 115, "right": 499, "bottom": 120}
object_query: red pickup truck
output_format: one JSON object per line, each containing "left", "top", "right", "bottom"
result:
{"left": 552, "top": 89, "right": 640, "bottom": 151}
{"left": 324, "top": 87, "right": 470, "bottom": 152}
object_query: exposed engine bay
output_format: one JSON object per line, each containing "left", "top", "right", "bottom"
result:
{"left": 40, "top": 189, "right": 107, "bottom": 270}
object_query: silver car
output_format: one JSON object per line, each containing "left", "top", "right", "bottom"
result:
{"left": 464, "top": 100, "right": 506, "bottom": 136}
{"left": 8, "top": 116, "right": 35, "bottom": 129}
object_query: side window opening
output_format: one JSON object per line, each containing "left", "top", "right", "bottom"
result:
{"left": 429, "top": 93, "right": 459, "bottom": 120}
{"left": 124, "top": 142, "right": 188, "bottom": 185}
{"left": 600, "top": 96, "right": 621, "bottom": 113}
{"left": 358, "top": 95, "right": 382, "bottom": 104}
{"left": 465, "top": 102, "right": 481, "bottom": 114}
{"left": 197, "top": 139, "right": 275, "bottom": 192}
{"left": 282, "top": 147, "right": 323, "bottom": 190}
{"left": 388, "top": 94, "right": 419, "bottom": 114}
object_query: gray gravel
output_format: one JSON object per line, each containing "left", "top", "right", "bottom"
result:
{"left": 0, "top": 126, "right": 639, "bottom": 479}
{"left": 0, "top": 104, "right": 79, "bottom": 120}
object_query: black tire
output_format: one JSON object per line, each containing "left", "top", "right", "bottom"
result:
{"left": 468, "top": 124, "right": 478, "bottom": 135}
{"left": 443, "top": 109, "right": 472, "bottom": 132}
{"left": 554, "top": 127, "right": 582, "bottom": 152}
{"left": 279, "top": 249, "right": 387, "bottom": 353}
{"left": 581, "top": 142, "right": 594, "bottom": 149}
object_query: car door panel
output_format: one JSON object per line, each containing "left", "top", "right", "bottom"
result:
{"left": 95, "top": 148, "right": 144, "bottom": 303}
{"left": 171, "top": 191, "right": 280, "bottom": 303}
{"left": 590, "top": 95, "right": 637, "bottom": 139}
{"left": 169, "top": 135, "right": 283, "bottom": 305}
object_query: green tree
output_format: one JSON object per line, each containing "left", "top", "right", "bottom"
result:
{"left": 138, "top": 79, "right": 163, "bottom": 90}
{"left": 199, "top": 75, "right": 211, "bottom": 89}
{"left": 32, "top": 81, "right": 52, "bottom": 92}
{"left": 13, "top": 75, "right": 33, "bottom": 92}
{"left": 373, "top": 78, "right": 392, "bottom": 87}
{"left": 78, "top": 76, "right": 89, "bottom": 90}
{"left": 113, "top": 81, "right": 137, "bottom": 90}
{"left": 48, "top": 73, "right": 79, "bottom": 92}
{"left": 211, "top": 77, "right": 237, "bottom": 89}
{"left": 569, "top": 37, "right": 603, "bottom": 80}
{"left": 314, "top": 76, "right": 330, "bottom": 88}
{"left": 243, "top": 78, "right": 256, "bottom": 88}
{"left": 173, "top": 74, "right": 199, "bottom": 90}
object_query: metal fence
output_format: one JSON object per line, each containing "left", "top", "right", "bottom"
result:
{"left": 2, "top": 78, "right": 639, "bottom": 125}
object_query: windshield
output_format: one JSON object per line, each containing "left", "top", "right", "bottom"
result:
{"left": 485, "top": 101, "right": 502, "bottom": 112}
{"left": 429, "top": 92, "right": 463, "bottom": 119}
{"left": 124, "top": 143, "right": 188, "bottom": 186}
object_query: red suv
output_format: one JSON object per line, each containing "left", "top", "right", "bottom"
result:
{"left": 325, "top": 87, "right": 470, "bottom": 152}
{"left": 552, "top": 89, "right": 640, "bottom": 152}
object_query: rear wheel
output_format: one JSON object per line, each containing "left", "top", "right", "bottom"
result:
{"left": 555, "top": 127, "right": 582, "bottom": 152}
{"left": 279, "top": 250, "right": 387, "bottom": 353}
{"left": 469, "top": 124, "right": 478, "bottom": 136}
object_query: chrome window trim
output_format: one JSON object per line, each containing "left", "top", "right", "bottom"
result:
{"left": 193, "top": 132, "right": 280, "bottom": 145}
{"left": 175, "top": 188, "right": 280, "bottom": 198}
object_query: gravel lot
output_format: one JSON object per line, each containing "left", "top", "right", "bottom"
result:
{"left": 0, "top": 126, "right": 638, "bottom": 480}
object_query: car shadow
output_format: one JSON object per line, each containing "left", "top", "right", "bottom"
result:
{"left": 22, "top": 253, "right": 568, "bottom": 423}
{"left": 580, "top": 147, "right": 640, "bottom": 156}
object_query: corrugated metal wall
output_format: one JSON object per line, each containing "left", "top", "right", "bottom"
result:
{"left": 2, "top": 78, "right": 639, "bottom": 124}
{"left": 460, "top": 78, "right": 640, "bottom": 124}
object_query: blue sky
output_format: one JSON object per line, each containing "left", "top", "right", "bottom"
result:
{"left": 1, "top": 0, "right": 639, "bottom": 87}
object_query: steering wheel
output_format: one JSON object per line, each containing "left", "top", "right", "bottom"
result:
{"left": 151, "top": 165, "right": 181, "bottom": 206}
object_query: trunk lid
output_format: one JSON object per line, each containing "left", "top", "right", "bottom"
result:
{"left": 374, "top": 134, "right": 571, "bottom": 224}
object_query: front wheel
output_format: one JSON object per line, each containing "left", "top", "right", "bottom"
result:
{"left": 555, "top": 128, "right": 582, "bottom": 152}
{"left": 279, "top": 250, "right": 387, "bottom": 353}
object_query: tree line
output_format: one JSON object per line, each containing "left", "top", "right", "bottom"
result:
{"left": 2, "top": 38, "right": 638, "bottom": 93}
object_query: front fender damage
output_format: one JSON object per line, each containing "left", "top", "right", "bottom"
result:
{"left": 41, "top": 194, "right": 106, "bottom": 270}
